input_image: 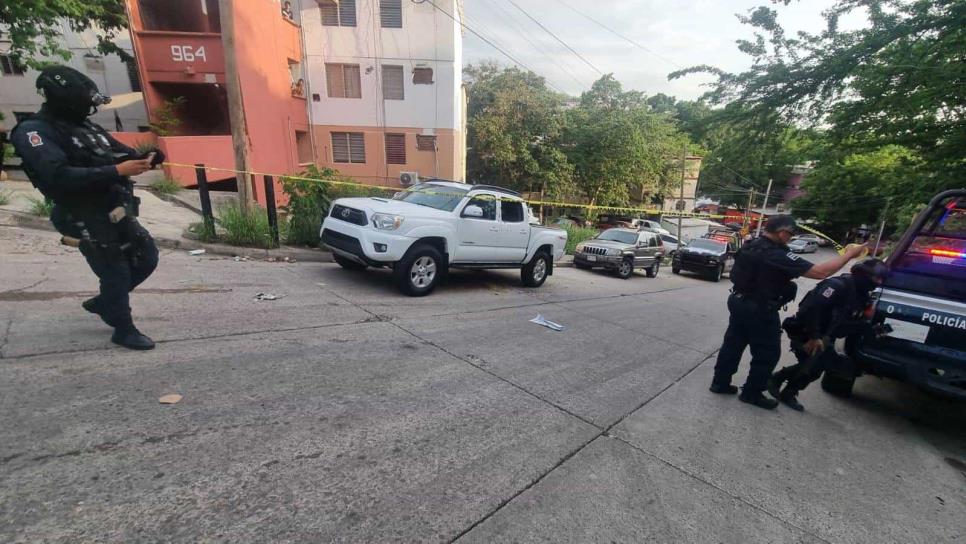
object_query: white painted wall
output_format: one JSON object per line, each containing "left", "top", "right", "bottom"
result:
{"left": 0, "top": 23, "right": 148, "bottom": 132}
{"left": 301, "top": 0, "right": 462, "bottom": 131}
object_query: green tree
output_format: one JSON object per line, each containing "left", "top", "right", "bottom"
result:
{"left": 1, "top": 0, "right": 130, "bottom": 68}
{"left": 562, "top": 76, "right": 692, "bottom": 209}
{"left": 671, "top": 0, "right": 964, "bottom": 205}
{"left": 464, "top": 63, "right": 573, "bottom": 195}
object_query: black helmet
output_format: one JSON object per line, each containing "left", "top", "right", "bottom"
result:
{"left": 36, "top": 65, "right": 112, "bottom": 122}
{"left": 764, "top": 214, "right": 797, "bottom": 234}
{"left": 851, "top": 258, "right": 889, "bottom": 286}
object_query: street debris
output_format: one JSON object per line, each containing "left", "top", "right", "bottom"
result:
{"left": 530, "top": 314, "right": 565, "bottom": 331}
{"left": 158, "top": 394, "right": 182, "bottom": 404}
{"left": 254, "top": 293, "right": 284, "bottom": 301}
{"left": 188, "top": 249, "right": 206, "bottom": 256}
{"left": 234, "top": 256, "right": 251, "bottom": 262}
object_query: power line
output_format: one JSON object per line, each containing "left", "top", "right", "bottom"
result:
{"left": 425, "top": 0, "right": 565, "bottom": 93}
{"left": 506, "top": 0, "right": 604, "bottom": 77}
{"left": 555, "top": 0, "right": 683, "bottom": 70}
{"left": 481, "top": 0, "right": 592, "bottom": 90}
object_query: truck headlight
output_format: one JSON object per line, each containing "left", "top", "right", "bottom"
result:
{"left": 607, "top": 248, "right": 621, "bottom": 256}
{"left": 575, "top": 243, "right": 586, "bottom": 253}
{"left": 371, "top": 213, "right": 404, "bottom": 230}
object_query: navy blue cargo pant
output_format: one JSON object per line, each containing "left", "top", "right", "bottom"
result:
{"left": 712, "top": 293, "right": 783, "bottom": 396}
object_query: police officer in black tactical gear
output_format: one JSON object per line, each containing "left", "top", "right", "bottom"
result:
{"left": 768, "top": 258, "right": 889, "bottom": 411}
{"left": 710, "top": 215, "right": 868, "bottom": 409}
{"left": 11, "top": 65, "right": 164, "bottom": 350}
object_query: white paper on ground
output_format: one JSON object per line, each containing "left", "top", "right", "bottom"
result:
{"left": 530, "top": 314, "right": 565, "bottom": 332}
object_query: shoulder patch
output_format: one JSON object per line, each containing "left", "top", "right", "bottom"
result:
{"left": 26, "top": 131, "right": 43, "bottom": 147}
{"left": 786, "top": 251, "right": 800, "bottom": 261}
{"left": 822, "top": 287, "right": 836, "bottom": 298}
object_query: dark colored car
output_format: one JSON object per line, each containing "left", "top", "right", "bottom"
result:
{"left": 574, "top": 228, "right": 665, "bottom": 279}
{"left": 671, "top": 237, "right": 738, "bottom": 282}
{"left": 824, "top": 189, "right": 966, "bottom": 399}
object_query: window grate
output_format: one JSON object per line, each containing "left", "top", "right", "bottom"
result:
{"left": 382, "top": 65, "right": 404, "bottom": 100}
{"left": 319, "top": 0, "right": 356, "bottom": 26}
{"left": 380, "top": 0, "right": 402, "bottom": 28}
{"left": 332, "top": 132, "right": 366, "bottom": 164}
{"left": 416, "top": 135, "right": 436, "bottom": 151}
{"left": 385, "top": 133, "right": 406, "bottom": 165}
{"left": 412, "top": 67, "right": 433, "bottom": 84}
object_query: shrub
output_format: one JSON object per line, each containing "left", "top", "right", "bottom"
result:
{"left": 217, "top": 202, "right": 284, "bottom": 249}
{"left": 0, "top": 189, "right": 12, "bottom": 206}
{"left": 27, "top": 196, "right": 54, "bottom": 217}
{"left": 133, "top": 141, "right": 157, "bottom": 155}
{"left": 149, "top": 177, "right": 182, "bottom": 196}
{"left": 563, "top": 224, "right": 599, "bottom": 255}
{"left": 149, "top": 96, "right": 185, "bottom": 136}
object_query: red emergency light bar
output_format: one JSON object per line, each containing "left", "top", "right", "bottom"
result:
{"left": 929, "top": 249, "right": 966, "bottom": 258}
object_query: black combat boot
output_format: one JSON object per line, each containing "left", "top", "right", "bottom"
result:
{"left": 738, "top": 390, "right": 779, "bottom": 410}
{"left": 779, "top": 392, "right": 805, "bottom": 412}
{"left": 767, "top": 366, "right": 796, "bottom": 399}
{"left": 111, "top": 325, "right": 156, "bottom": 350}
{"left": 709, "top": 383, "right": 739, "bottom": 395}
{"left": 82, "top": 296, "right": 119, "bottom": 327}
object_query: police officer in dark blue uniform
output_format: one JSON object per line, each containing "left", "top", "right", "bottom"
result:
{"left": 11, "top": 65, "right": 164, "bottom": 350}
{"left": 768, "top": 258, "right": 888, "bottom": 410}
{"left": 710, "top": 215, "right": 867, "bottom": 409}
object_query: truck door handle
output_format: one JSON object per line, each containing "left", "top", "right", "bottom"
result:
{"left": 489, "top": 226, "right": 500, "bottom": 232}
{"left": 519, "top": 230, "right": 527, "bottom": 234}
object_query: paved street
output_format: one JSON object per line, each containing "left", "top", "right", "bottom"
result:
{"left": 1, "top": 225, "right": 964, "bottom": 543}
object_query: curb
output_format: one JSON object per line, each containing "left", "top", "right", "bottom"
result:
{"left": 0, "top": 208, "right": 333, "bottom": 263}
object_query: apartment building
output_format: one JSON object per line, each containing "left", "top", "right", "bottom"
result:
{"left": 0, "top": 26, "right": 148, "bottom": 133}
{"left": 302, "top": 0, "right": 466, "bottom": 185}
{"left": 120, "top": 0, "right": 464, "bottom": 204}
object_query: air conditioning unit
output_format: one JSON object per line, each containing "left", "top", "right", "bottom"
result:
{"left": 400, "top": 172, "right": 419, "bottom": 186}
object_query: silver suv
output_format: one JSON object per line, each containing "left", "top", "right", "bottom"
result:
{"left": 574, "top": 228, "right": 665, "bottom": 279}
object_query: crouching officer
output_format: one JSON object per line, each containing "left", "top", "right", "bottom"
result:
{"left": 710, "top": 215, "right": 867, "bottom": 409}
{"left": 768, "top": 259, "right": 888, "bottom": 410}
{"left": 11, "top": 65, "right": 164, "bottom": 350}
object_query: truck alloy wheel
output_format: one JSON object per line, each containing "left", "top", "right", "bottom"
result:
{"left": 394, "top": 244, "right": 443, "bottom": 296}
{"left": 616, "top": 258, "right": 633, "bottom": 279}
{"left": 522, "top": 251, "right": 551, "bottom": 287}
{"left": 410, "top": 256, "right": 436, "bottom": 289}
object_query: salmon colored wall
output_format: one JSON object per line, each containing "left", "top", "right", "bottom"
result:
{"left": 110, "top": 132, "right": 156, "bottom": 149}
{"left": 157, "top": 135, "right": 234, "bottom": 186}
{"left": 311, "top": 126, "right": 460, "bottom": 186}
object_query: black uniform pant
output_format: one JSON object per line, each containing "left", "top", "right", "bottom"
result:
{"left": 712, "top": 294, "right": 782, "bottom": 395}
{"left": 54, "top": 208, "right": 158, "bottom": 329}
{"left": 773, "top": 344, "right": 838, "bottom": 398}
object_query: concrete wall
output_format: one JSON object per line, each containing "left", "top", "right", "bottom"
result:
{"left": 0, "top": 22, "right": 148, "bottom": 132}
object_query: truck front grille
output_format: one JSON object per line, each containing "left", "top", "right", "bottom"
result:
{"left": 330, "top": 205, "right": 368, "bottom": 226}
{"left": 583, "top": 246, "right": 608, "bottom": 256}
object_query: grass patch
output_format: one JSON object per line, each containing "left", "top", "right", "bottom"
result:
{"left": 27, "top": 196, "right": 54, "bottom": 217}
{"left": 216, "top": 202, "right": 286, "bottom": 249}
{"left": 563, "top": 224, "right": 599, "bottom": 254}
{"left": 0, "top": 189, "right": 12, "bottom": 206}
{"left": 149, "top": 177, "right": 182, "bottom": 196}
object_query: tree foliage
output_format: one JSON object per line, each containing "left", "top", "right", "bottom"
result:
{"left": 671, "top": 0, "right": 964, "bottom": 219}
{"left": 1, "top": 0, "right": 130, "bottom": 68}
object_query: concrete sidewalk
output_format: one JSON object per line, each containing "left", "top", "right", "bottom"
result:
{"left": 0, "top": 177, "right": 332, "bottom": 263}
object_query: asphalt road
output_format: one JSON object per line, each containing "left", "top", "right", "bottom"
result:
{"left": 1, "top": 226, "right": 964, "bottom": 543}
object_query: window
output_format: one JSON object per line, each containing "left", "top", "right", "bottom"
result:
{"left": 382, "top": 65, "right": 404, "bottom": 100}
{"left": 326, "top": 63, "right": 361, "bottom": 98}
{"left": 416, "top": 135, "right": 436, "bottom": 151}
{"left": 319, "top": 0, "right": 356, "bottom": 26}
{"left": 385, "top": 133, "right": 406, "bottom": 165}
{"left": 0, "top": 55, "right": 25, "bottom": 76}
{"left": 462, "top": 196, "right": 496, "bottom": 220}
{"left": 412, "top": 67, "right": 433, "bottom": 84}
{"left": 332, "top": 132, "right": 365, "bottom": 163}
{"left": 125, "top": 58, "right": 142, "bottom": 92}
{"left": 380, "top": 0, "right": 402, "bottom": 28}
{"left": 501, "top": 201, "right": 525, "bottom": 223}
{"left": 648, "top": 234, "right": 659, "bottom": 247}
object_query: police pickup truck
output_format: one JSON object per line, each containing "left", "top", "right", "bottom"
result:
{"left": 671, "top": 228, "right": 740, "bottom": 282}
{"left": 823, "top": 189, "right": 966, "bottom": 399}
{"left": 320, "top": 181, "right": 567, "bottom": 296}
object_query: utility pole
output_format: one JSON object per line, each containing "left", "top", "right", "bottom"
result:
{"left": 745, "top": 188, "right": 755, "bottom": 233}
{"left": 755, "top": 178, "right": 773, "bottom": 237}
{"left": 874, "top": 199, "right": 891, "bottom": 256}
{"left": 677, "top": 145, "right": 686, "bottom": 241}
{"left": 220, "top": 0, "right": 253, "bottom": 210}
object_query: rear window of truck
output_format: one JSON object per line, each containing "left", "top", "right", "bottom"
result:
{"left": 888, "top": 197, "right": 966, "bottom": 301}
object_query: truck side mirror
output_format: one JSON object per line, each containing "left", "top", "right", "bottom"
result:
{"left": 463, "top": 205, "right": 484, "bottom": 218}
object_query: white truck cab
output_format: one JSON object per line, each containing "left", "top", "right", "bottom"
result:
{"left": 320, "top": 181, "right": 568, "bottom": 296}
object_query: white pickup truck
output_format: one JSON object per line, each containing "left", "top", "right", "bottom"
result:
{"left": 320, "top": 181, "right": 568, "bottom": 296}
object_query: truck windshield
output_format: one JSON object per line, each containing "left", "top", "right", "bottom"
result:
{"left": 596, "top": 230, "right": 638, "bottom": 244}
{"left": 392, "top": 184, "right": 468, "bottom": 212}
{"left": 888, "top": 195, "right": 966, "bottom": 300}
